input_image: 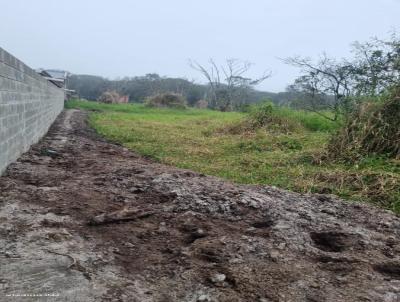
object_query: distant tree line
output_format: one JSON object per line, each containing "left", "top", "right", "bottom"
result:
{"left": 68, "top": 72, "right": 289, "bottom": 109}
{"left": 68, "top": 73, "right": 203, "bottom": 105}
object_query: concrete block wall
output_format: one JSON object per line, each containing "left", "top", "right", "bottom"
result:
{"left": 0, "top": 47, "right": 64, "bottom": 174}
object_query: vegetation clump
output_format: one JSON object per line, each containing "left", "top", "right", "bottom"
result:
{"left": 222, "top": 102, "right": 300, "bottom": 134}
{"left": 329, "top": 89, "right": 400, "bottom": 162}
{"left": 223, "top": 101, "right": 337, "bottom": 134}
{"left": 145, "top": 92, "right": 187, "bottom": 109}
{"left": 195, "top": 99, "right": 208, "bottom": 109}
{"left": 246, "top": 102, "right": 302, "bottom": 133}
{"left": 98, "top": 90, "right": 121, "bottom": 104}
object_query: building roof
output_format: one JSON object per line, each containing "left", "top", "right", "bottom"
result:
{"left": 44, "top": 69, "right": 69, "bottom": 80}
{"left": 36, "top": 69, "right": 69, "bottom": 88}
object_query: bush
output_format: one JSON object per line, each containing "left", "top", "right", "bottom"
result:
{"left": 248, "top": 102, "right": 303, "bottom": 132}
{"left": 195, "top": 99, "right": 208, "bottom": 109}
{"left": 145, "top": 93, "right": 187, "bottom": 109}
{"left": 223, "top": 102, "right": 304, "bottom": 134}
{"left": 329, "top": 88, "right": 400, "bottom": 161}
{"left": 98, "top": 91, "right": 120, "bottom": 104}
{"left": 220, "top": 101, "right": 340, "bottom": 135}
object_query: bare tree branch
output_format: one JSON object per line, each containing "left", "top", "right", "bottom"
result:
{"left": 190, "top": 58, "right": 271, "bottom": 110}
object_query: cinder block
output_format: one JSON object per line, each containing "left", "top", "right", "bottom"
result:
{"left": 0, "top": 47, "right": 64, "bottom": 175}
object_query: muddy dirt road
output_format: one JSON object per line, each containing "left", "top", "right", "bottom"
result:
{"left": 1, "top": 109, "right": 400, "bottom": 302}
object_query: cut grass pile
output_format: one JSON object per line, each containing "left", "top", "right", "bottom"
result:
{"left": 66, "top": 99, "right": 400, "bottom": 213}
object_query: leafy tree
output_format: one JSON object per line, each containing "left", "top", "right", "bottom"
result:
{"left": 284, "top": 32, "right": 400, "bottom": 120}
{"left": 351, "top": 33, "right": 400, "bottom": 96}
{"left": 284, "top": 55, "right": 354, "bottom": 121}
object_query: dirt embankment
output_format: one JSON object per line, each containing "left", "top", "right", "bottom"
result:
{"left": 0, "top": 110, "right": 400, "bottom": 302}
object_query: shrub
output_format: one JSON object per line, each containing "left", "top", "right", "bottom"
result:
{"left": 145, "top": 93, "right": 187, "bottom": 109}
{"left": 223, "top": 102, "right": 304, "bottom": 134}
{"left": 195, "top": 99, "right": 208, "bottom": 109}
{"left": 98, "top": 91, "right": 120, "bottom": 104}
{"left": 329, "top": 89, "right": 400, "bottom": 161}
{"left": 220, "top": 101, "right": 340, "bottom": 135}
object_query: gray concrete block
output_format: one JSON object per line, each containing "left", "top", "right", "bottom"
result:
{"left": 0, "top": 48, "right": 64, "bottom": 175}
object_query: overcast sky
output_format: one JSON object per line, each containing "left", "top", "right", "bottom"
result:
{"left": 1, "top": 0, "right": 400, "bottom": 92}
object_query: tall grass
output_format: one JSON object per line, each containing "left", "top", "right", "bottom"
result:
{"left": 329, "top": 89, "right": 400, "bottom": 161}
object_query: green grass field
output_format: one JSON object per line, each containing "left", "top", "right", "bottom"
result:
{"left": 66, "top": 99, "right": 400, "bottom": 213}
